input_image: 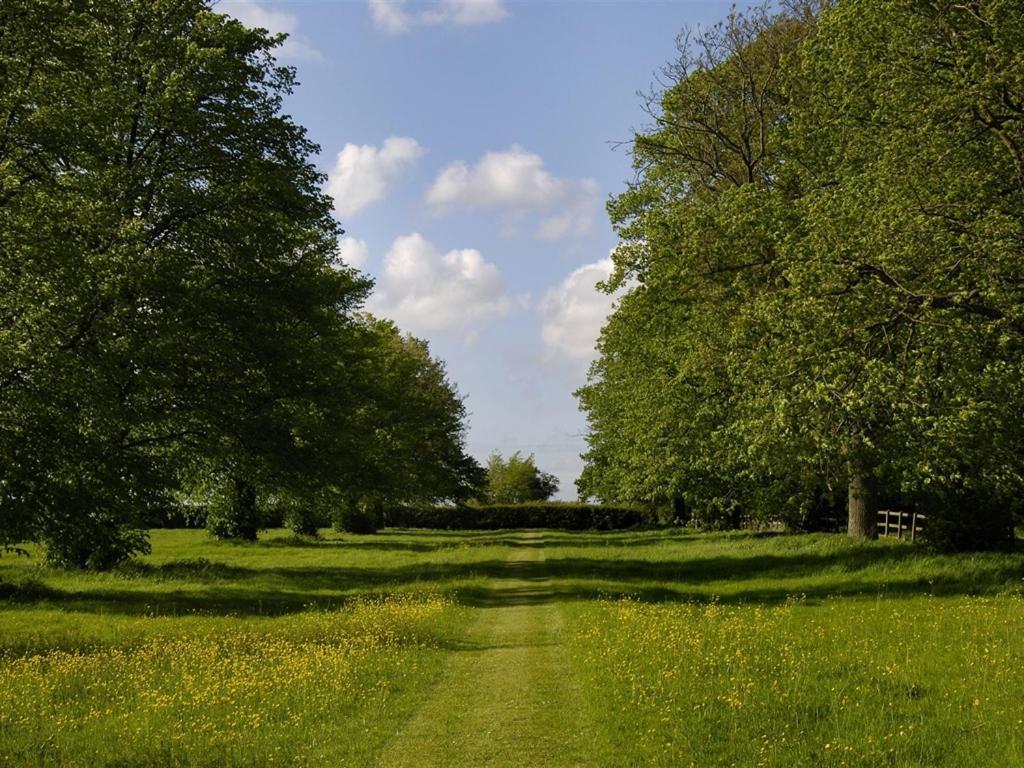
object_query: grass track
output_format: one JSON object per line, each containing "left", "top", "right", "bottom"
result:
{"left": 377, "top": 532, "right": 593, "bottom": 767}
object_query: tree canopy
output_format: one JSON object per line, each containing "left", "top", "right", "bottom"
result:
{"left": 484, "top": 452, "right": 559, "bottom": 504}
{"left": 578, "top": 0, "right": 1024, "bottom": 549}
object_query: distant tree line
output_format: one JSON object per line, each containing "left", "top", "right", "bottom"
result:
{"left": 0, "top": 0, "right": 483, "bottom": 568}
{"left": 578, "top": 1, "right": 1024, "bottom": 550}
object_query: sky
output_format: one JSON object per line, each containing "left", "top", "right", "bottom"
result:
{"left": 218, "top": 0, "right": 749, "bottom": 499}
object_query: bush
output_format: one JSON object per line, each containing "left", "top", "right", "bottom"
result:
{"left": 146, "top": 497, "right": 308, "bottom": 532}
{"left": 334, "top": 508, "right": 378, "bottom": 534}
{"left": 777, "top": 487, "right": 846, "bottom": 533}
{"left": 206, "top": 479, "right": 260, "bottom": 541}
{"left": 920, "top": 486, "right": 1016, "bottom": 553}
{"left": 384, "top": 502, "right": 657, "bottom": 531}
{"left": 43, "top": 520, "right": 151, "bottom": 570}
{"left": 688, "top": 498, "right": 743, "bottom": 531}
{"left": 333, "top": 499, "right": 382, "bottom": 535}
{"left": 285, "top": 507, "right": 326, "bottom": 537}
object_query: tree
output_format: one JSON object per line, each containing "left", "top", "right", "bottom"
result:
{"left": 0, "top": 0, "right": 371, "bottom": 562}
{"left": 332, "top": 319, "right": 484, "bottom": 534}
{"left": 577, "top": 3, "right": 819, "bottom": 529}
{"left": 775, "top": 0, "right": 1024, "bottom": 548}
{"left": 579, "top": 0, "right": 1024, "bottom": 549}
{"left": 484, "top": 452, "right": 559, "bottom": 504}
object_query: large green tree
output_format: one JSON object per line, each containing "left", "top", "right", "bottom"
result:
{"left": 578, "top": 4, "right": 818, "bottom": 528}
{"left": 0, "top": 0, "right": 373, "bottom": 564}
{"left": 773, "top": 0, "right": 1024, "bottom": 545}
{"left": 579, "top": 0, "right": 1023, "bottom": 548}
{"left": 331, "top": 318, "right": 485, "bottom": 534}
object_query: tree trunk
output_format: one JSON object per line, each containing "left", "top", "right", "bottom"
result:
{"left": 847, "top": 455, "right": 877, "bottom": 539}
{"left": 672, "top": 496, "right": 691, "bottom": 525}
{"left": 232, "top": 477, "right": 259, "bottom": 541}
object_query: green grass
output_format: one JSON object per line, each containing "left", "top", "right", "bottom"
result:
{"left": 1, "top": 528, "right": 1022, "bottom": 766}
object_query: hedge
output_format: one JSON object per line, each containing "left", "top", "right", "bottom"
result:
{"left": 383, "top": 502, "right": 658, "bottom": 531}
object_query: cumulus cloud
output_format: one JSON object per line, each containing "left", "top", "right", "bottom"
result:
{"left": 536, "top": 179, "right": 600, "bottom": 240}
{"left": 427, "top": 146, "right": 598, "bottom": 239}
{"left": 337, "top": 236, "right": 369, "bottom": 269}
{"left": 369, "top": 233, "right": 513, "bottom": 335}
{"left": 369, "top": 0, "right": 508, "bottom": 35}
{"left": 326, "top": 137, "right": 424, "bottom": 218}
{"left": 539, "top": 257, "right": 625, "bottom": 362}
{"left": 428, "top": 147, "right": 565, "bottom": 209}
{"left": 220, "top": 1, "right": 322, "bottom": 61}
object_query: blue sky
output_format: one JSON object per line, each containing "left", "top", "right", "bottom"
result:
{"left": 220, "top": 0, "right": 748, "bottom": 498}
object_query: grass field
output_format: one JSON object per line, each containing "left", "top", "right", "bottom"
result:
{"left": 1, "top": 528, "right": 1022, "bottom": 767}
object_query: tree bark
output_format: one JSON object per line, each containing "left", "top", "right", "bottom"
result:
{"left": 231, "top": 477, "right": 259, "bottom": 541}
{"left": 672, "top": 496, "right": 691, "bottom": 525}
{"left": 847, "top": 454, "right": 877, "bottom": 539}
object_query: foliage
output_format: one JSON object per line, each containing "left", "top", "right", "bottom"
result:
{"left": 333, "top": 498, "right": 383, "bottom": 535}
{"left": 578, "top": 1, "right": 1024, "bottom": 550}
{"left": 348, "top": 320, "right": 486, "bottom": 510}
{"left": 577, "top": 2, "right": 817, "bottom": 523}
{"left": 204, "top": 479, "right": 261, "bottom": 542}
{"left": 0, "top": 0, "right": 366, "bottom": 562}
{"left": 41, "top": 519, "right": 152, "bottom": 571}
{"left": 285, "top": 506, "right": 325, "bottom": 538}
{"left": 483, "top": 452, "right": 559, "bottom": 504}
{"left": 919, "top": 486, "right": 1016, "bottom": 553}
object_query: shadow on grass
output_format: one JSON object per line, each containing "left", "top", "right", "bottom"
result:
{"left": 257, "top": 537, "right": 440, "bottom": 553}
{"left": 380, "top": 528, "right": 715, "bottom": 549}
{"left": 3, "top": 538, "right": 1020, "bottom": 618}
{"left": 253, "top": 531, "right": 552, "bottom": 552}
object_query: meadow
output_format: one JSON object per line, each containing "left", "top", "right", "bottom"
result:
{"left": 0, "top": 528, "right": 1022, "bottom": 767}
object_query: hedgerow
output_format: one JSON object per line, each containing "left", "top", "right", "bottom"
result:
{"left": 384, "top": 502, "right": 658, "bottom": 531}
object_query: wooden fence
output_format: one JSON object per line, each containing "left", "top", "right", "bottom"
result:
{"left": 877, "top": 509, "right": 925, "bottom": 541}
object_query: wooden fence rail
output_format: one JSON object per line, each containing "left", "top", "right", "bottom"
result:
{"left": 877, "top": 509, "right": 926, "bottom": 541}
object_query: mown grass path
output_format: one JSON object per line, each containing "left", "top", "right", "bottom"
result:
{"left": 375, "top": 531, "right": 595, "bottom": 768}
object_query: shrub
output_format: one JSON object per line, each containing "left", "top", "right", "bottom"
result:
{"left": 776, "top": 486, "right": 846, "bottom": 533}
{"left": 206, "top": 479, "right": 260, "bottom": 541}
{"left": 285, "top": 507, "right": 325, "bottom": 537}
{"left": 148, "top": 503, "right": 207, "bottom": 529}
{"left": 333, "top": 499, "right": 382, "bottom": 535}
{"left": 687, "top": 498, "right": 743, "bottom": 531}
{"left": 43, "top": 519, "right": 151, "bottom": 570}
{"left": 334, "top": 509, "right": 378, "bottom": 534}
{"left": 920, "top": 485, "right": 1015, "bottom": 553}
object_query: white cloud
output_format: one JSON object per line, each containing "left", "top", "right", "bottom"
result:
{"left": 369, "top": 1, "right": 413, "bottom": 35}
{"left": 220, "top": 1, "right": 322, "bottom": 61}
{"left": 428, "top": 147, "right": 564, "bottom": 209}
{"left": 427, "top": 146, "right": 598, "bottom": 239}
{"left": 539, "top": 256, "right": 625, "bottom": 362}
{"left": 370, "top": 0, "right": 508, "bottom": 35}
{"left": 369, "top": 233, "right": 513, "bottom": 335}
{"left": 326, "top": 137, "right": 424, "bottom": 218}
{"left": 338, "top": 236, "right": 369, "bottom": 269}
{"left": 537, "top": 179, "right": 600, "bottom": 240}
